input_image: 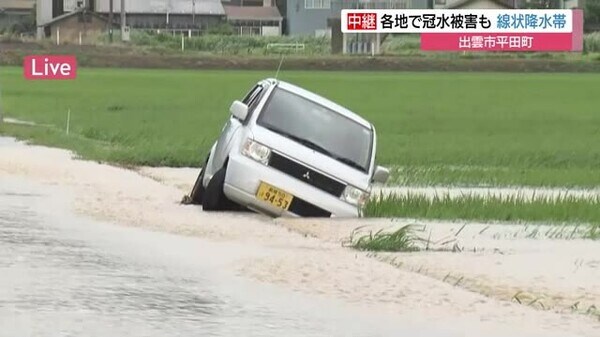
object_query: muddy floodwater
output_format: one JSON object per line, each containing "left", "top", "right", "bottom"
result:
{"left": 0, "top": 176, "right": 444, "bottom": 337}
{"left": 1, "top": 137, "right": 597, "bottom": 337}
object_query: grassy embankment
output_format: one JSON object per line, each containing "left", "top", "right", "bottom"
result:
{"left": 125, "top": 31, "right": 600, "bottom": 60}
{"left": 1, "top": 67, "right": 599, "bottom": 227}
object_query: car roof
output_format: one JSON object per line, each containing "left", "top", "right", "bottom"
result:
{"left": 262, "top": 78, "right": 373, "bottom": 130}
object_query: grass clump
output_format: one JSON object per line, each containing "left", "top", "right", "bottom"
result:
{"left": 350, "top": 225, "right": 420, "bottom": 252}
{"left": 589, "top": 224, "right": 600, "bottom": 240}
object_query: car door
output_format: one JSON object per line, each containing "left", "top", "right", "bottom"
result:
{"left": 210, "top": 84, "right": 265, "bottom": 172}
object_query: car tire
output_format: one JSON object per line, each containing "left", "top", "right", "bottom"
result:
{"left": 189, "top": 156, "right": 209, "bottom": 205}
{"left": 202, "top": 167, "right": 230, "bottom": 211}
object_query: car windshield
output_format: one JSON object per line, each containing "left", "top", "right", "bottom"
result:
{"left": 257, "top": 87, "right": 373, "bottom": 172}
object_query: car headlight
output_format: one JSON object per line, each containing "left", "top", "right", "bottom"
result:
{"left": 242, "top": 139, "right": 271, "bottom": 165}
{"left": 341, "top": 185, "right": 369, "bottom": 207}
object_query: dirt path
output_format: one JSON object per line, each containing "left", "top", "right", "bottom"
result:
{"left": 1, "top": 138, "right": 599, "bottom": 337}
{"left": 280, "top": 218, "right": 600, "bottom": 319}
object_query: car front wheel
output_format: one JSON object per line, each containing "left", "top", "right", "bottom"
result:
{"left": 202, "top": 167, "right": 230, "bottom": 211}
{"left": 188, "top": 156, "right": 209, "bottom": 205}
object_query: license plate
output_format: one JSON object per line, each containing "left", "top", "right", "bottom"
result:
{"left": 256, "top": 182, "right": 294, "bottom": 211}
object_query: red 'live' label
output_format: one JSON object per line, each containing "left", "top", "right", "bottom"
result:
{"left": 23, "top": 55, "right": 77, "bottom": 80}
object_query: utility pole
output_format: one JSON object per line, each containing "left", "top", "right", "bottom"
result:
{"left": 192, "top": 0, "right": 196, "bottom": 27}
{"left": 121, "top": 0, "right": 126, "bottom": 42}
{"left": 108, "top": 0, "right": 113, "bottom": 42}
{"left": 36, "top": 0, "right": 48, "bottom": 40}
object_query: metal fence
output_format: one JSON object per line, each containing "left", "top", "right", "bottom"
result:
{"left": 266, "top": 42, "right": 306, "bottom": 52}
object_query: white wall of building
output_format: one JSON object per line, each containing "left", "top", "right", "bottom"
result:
{"left": 456, "top": 0, "right": 510, "bottom": 9}
{"left": 261, "top": 26, "right": 280, "bottom": 36}
{"left": 435, "top": 0, "right": 511, "bottom": 9}
{"left": 36, "top": 0, "right": 53, "bottom": 39}
{"left": 94, "top": 0, "right": 224, "bottom": 15}
{"left": 564, "top": 0, "right": 584, "bottom": 9}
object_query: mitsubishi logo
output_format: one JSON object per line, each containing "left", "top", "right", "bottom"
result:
{"left": 302, "top": 171, "right": 311, "bottom": 180}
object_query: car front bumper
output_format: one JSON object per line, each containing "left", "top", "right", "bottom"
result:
{"left": 223, "top": 154, "right": 360, "bottom": 218}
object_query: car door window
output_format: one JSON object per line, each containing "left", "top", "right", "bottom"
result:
{"left": 241, "top": 85, "right": 265, "bottom": 123}
{"left": 242, "top": 85, "right": 262, "bottom": 105}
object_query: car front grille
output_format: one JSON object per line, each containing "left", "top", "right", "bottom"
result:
{"left": 268, "top": 152, "right": 346, "bottom": 197}
{"left": 288, "top": 198, "right": 331, "bottom": 217}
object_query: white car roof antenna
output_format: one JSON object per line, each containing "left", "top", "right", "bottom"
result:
{"left": 275, "top": 53, "right": 285, "bottom": 80}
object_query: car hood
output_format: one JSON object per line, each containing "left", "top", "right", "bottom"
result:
{"left": 251, "top": 126, "right": 372, "bottom": 191}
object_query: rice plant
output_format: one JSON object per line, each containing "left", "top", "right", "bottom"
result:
{"left": 364, "top": 192, "right": 600, "bottom": 238}
{"left": 350, "top": 225, "right": 420, "bottom": 252}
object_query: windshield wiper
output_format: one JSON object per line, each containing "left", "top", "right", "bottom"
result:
{"left": 291, "top": 137, "right": 333, "bottom": 157}
{"left": 331, "top": 155, "right": 365, "bottom": 172}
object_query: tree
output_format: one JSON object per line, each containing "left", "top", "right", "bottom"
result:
{"left": 10, "top": 4, "right": 36, "bottom": 35}
{"left": 585, "top": 0, "right": 600, "bottom": 28}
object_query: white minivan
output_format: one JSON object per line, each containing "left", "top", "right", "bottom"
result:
{"left": 187, "top": 78, "right": 389, "bottom": 217}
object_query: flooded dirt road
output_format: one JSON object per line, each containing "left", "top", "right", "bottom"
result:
{"left": 0, "top": 178, "right": 427, "bottom": 337}
{"left": 1, "top": 137, "right": 597, "bottom": 337}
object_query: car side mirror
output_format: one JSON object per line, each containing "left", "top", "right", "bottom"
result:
{"left": 372, "top": 166, "right": 390, "bottom": 184}
{"left": 229, "top": 100, "right": 248, "bottom": 121}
